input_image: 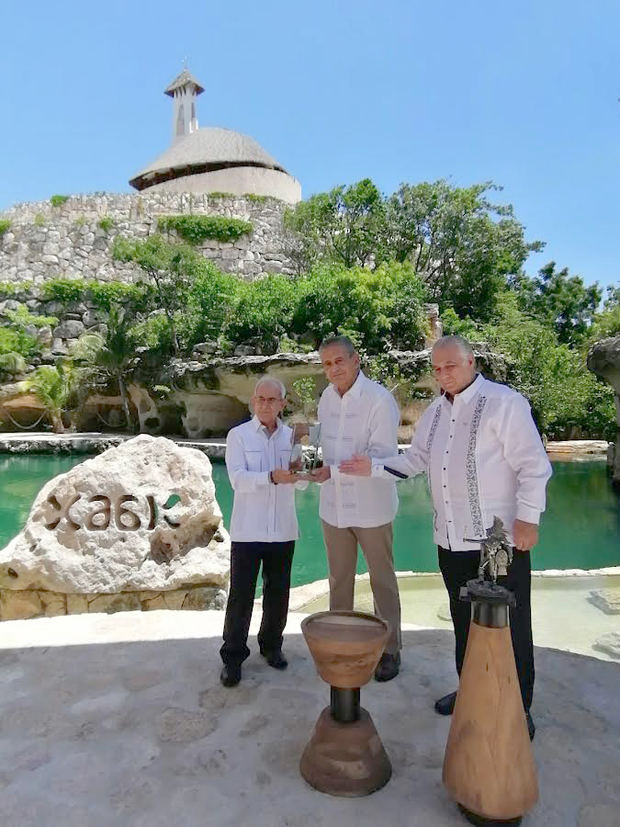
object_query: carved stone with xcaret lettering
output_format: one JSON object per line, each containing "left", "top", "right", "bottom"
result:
{"left": 0, "top": 435, "right": 230, "bottom": 620}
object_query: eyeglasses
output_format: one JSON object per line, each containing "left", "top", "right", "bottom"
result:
{"left": 254, "top": 396, "right": 283, "bottom": 405}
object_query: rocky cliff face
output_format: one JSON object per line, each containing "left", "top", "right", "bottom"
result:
{"left": 0, "top": 346, "right": 509, "bottom": 441}
{"left": 587, "top": 336, "right": 620, "bottom": 486}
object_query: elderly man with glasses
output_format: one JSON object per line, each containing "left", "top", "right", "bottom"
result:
{"left": 219, "top": 376, "right": 306, "bottom": 688}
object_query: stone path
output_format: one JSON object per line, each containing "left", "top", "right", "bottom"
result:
{"left": 0, "top": 611, "right": 618, "bottom": 826}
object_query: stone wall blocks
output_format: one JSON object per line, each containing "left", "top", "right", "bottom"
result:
{"left": 44, "top": 301, "right": 65, "bottom": 315}
{"left": 66, "top": 594, "right": 89, "bottom": 614}
{"left": 0, "top": 589, "right": 43, "bottom": 620}
{"left": 53, "top": 320, "right": 85, "bottom": 339}
{"left": 82, "top": 310, "right": 102, "bottom": 327}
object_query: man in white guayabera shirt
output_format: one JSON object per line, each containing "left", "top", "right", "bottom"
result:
{"left": 219, "top": 377, "right": 307, "bottom": 688}
{"left": 339, "top": 335, "right": 552, "bottom": 740}
{"left": 311, "top": 335, "right": 403, "bottom": 682}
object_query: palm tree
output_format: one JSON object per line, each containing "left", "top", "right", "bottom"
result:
{"left": 20, "top": 362, "right": 75, "bottom": 433}
{"left": 71, "top": 306, "right": 136, "bottom": 430}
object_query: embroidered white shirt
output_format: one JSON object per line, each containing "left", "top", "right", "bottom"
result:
{"left": 370, "top": 375, "right": 552, "bottom": 550}
{"left": 318, "top": 371, "right": 400, "bottom": 528}
{"left": 225, "top": 416, "right": 307, "bottom": 542}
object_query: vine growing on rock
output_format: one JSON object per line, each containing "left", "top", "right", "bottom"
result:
{"left": 157, "top": 214, "right": 253, "bottom": 245}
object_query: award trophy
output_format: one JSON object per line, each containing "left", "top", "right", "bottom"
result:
{"left": 442, "top": 517, "right": 538, "bottom": 825}
{"left": 289, "top": 377, "right": 321, "bottom": 480}
{"left": 289, "top": 422, "right": 321, "bottom": 479}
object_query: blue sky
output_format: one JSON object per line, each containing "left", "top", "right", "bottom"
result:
{"left": 1, "top": 0, "right": 618, "bottom": 290}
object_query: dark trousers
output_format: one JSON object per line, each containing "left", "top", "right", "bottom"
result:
{"left": 220, "top": 540, "right": 295, "bottom": 668}
{"left": 438, "top": 546, "right": 535, "bottom": 711}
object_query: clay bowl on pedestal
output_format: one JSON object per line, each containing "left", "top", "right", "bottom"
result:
{"left": 301, "top": 611, "right": 390, "bottom": 689}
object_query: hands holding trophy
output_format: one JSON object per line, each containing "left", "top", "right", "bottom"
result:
{"left": 289, "top": 422, "right": 322, "bottom": 480}
{"left": 289, "top": 377, "right": 323, "bottom": 481}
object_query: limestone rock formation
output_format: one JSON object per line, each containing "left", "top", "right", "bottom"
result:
{"left": 587, "top": 336, "right": 620, "bottom": 486}
{"left": 0, "top": 435, "right": 230, "bottom": 619}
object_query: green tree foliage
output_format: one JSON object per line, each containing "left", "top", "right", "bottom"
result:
{"left": 0, "top": 327, "right": 38, "bottom": 358}
{"left": 71, "top": 306, "right": 137, "bottom": 430}
{"left": 589, "top": 286, "right": 620, "bottom": 341}
{"left": 113, "top": 235, "right": 199, "bottom": 356}
{"left": 291, "top": 261, "right": 427, "bottom": 352}
{"left": 20, "top": 363, "right": 75, "bottom": 432}
{"left": 442, "top": 292, "right": 616, "bottom": 440}
{"left": 224, "top": 275, "right": 298, "bottom": 353}
{"left": 286, "top": 178, "right": 540, "bottom": 321}
{"left": 384, "top": 180, "right": 541, "bottom": 320}
{"left": 513, "top": 262, "right": 602, "bottom": 346}
{"left": 284, "top": 179, "right": 385, "bottom": 270}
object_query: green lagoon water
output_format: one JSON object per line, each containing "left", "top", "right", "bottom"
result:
{"left": 0, "top": 455, "right": 618, "bottom": 588}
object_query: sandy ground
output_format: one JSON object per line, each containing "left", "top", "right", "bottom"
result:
{"left": 0, "top": 609, "right": 618, "bottom": 827}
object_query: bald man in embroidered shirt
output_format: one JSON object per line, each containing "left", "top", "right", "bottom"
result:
{"left": 340, "top": 335, "right": 552, "bottom": 739}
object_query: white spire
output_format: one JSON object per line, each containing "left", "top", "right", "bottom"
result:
{"left": 164, "top": 69, "right": 204, "bottom": 144}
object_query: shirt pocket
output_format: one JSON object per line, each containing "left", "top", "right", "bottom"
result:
{"left": 245, "top": 450, "right": 263, "bottom": 472}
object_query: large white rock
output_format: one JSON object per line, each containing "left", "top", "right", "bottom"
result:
{"left": 0, "top": 435, "right": 230, "bottom": 595}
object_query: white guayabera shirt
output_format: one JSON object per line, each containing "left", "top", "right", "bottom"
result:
{"left": 225, "top": 416, "right": 307, "bottom": 543}
{"left": 318, "top": 371, "right": 400, "bottom": 528}
{"left": 371, "top": 374, "right": 552, "bottom": 551}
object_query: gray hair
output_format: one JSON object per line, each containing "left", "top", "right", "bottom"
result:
{"left": 318, "top": 335, "right": 357, "bottom": 356}
{"left": 431, "top": 335, "right": 474, "bottom": 361}
{"left": 253, "top": 376, "right": 286, "bottom": 399}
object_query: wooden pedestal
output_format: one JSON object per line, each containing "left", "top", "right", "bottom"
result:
{"left": 442, "top": 621, "right": 538, "bottom": 821}
{"left": 300, "top": 706, "right": 392, "bottom": 797}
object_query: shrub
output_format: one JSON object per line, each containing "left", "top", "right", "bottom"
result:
{"left": 180, "top": 264, "right": 240, "bottom": 349}
{"left": 157, "top": 214, "right": 253, "bottom": 245}
{"left": 98, "top": 216, "right": 114, "bottom": 232}
{"left": 41, "top": 278, "right": 86, "bottom": 304}
{"left": 0, "top": 282, "right": 17, "bottom": 297}
{"left": 73, "top": 216, "right": 86, "bottom": 227}
{"left": 245, "top": 194, "right": 271, "bottom": 203}
{"left": 224, "top": 275, "right": 298, "bottom": 353}
{"left": 34, "top": 213, "right": 45, "bottom": 227}
{"left": 0, "top": 327, "right": 38, "bottom": 358}
{"left": 50, "top": 194, "right": 70, "bottom": 207}
{"left": 0, "top": 219, "right": 11, "bottom": 236}
{"left": 85, "top": 280, "right": 151, "bottom": 313}
{"left": 4, "top": 303, "right": 58, "bottom": 329}
{"left": 291, "top": 261, "right": 428, "bottom": 352}
{"left": 129, "top": 313, "right": 175, "bottom": 356}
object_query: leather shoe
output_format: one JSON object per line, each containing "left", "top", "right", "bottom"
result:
{"left": 261, "top": 649, "right": 288, "bottom": 670}
{"left": 434, "top": 690, "right": 457, "bottom": 715}
{"left": 526, "top": 710, "right": 535, "bottom": 742}
{"left": 374, "top": 652, "right": 400, "bottom": 682}
{"left": 220, "top": 664, "right": 241, "bottom": 687}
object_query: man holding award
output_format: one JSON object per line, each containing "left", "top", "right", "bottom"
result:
{"left": 311, "top": 335, "right": 403, "bottom": 682}
{"left": 220, "top": 377, "right": 306, "bottom": 688}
